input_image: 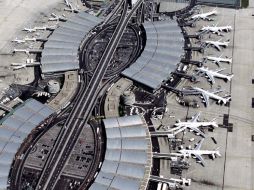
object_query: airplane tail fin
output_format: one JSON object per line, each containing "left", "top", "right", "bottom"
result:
{"left": 210, "top": 118, "right": 218, "bottom": 127}
{"left": 226, "top": 74, "right": 234, "bottom": 81}
{"left": 214, "top": 147, "right": 221, "bottom": 157}
{"left": 222, "top": 95, "right": 231, "bottom": 104}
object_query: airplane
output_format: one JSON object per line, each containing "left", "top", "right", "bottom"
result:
{"left": 11, "top": 38, "right": 26, "bottom": 44}
{"left": 23, "top": 27, "right": 36, "bottom": 33}
{"left": 169, "top": 178, "right": 191, "bottom": 186}
{"left": 48, "top": 13, "right": 67, "bottom": 21}
{"left": 205, "top": 55, "right": 232, "bottom": 66}
{"left": 34, "top": 26, "right": 47, "bottom": 31}
{"left": 64, "top": 0, "right": 70, "bottom": 6}
{"left": 196, "top": 67, "right": 234, "bottom": 84}
{"left": 13, "top": 49, "right": 42, "bottom": 55}
{"left": 178, "top": 138, "right": 221, "bottom": 166}
{"left": 11, "top": 62, "right": 40, "bottom": 70}
{"left": 13, "top": 49, "right": 30, "bottom": 55}
{"left": 203, "top": 39, "right": 230, "bottom": 51}
{"left": 12, "top": 37, "right": 37, "bottom": 44}
{"left": 200, "top": 25, "right": 232, "bottom": 35}
{"left": 64, "top": 0, "right": 79, "bottom": 13}
{"left": 192, "top": 87, "right": 231, "bottom": 106}
{"left": 190, "top": 8, "right": 217, "bottom": 21}
{"left": 172, "top": 112, "right": 218, "bottom": 137}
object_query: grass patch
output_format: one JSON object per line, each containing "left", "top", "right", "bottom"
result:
{"left": 242, "top": 0, "right": 249, "bottom": 8}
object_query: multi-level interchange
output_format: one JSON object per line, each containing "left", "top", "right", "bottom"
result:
{"left": 0, "top": 0, "right": 253, "bottom": 190}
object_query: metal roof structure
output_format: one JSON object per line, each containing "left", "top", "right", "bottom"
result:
{"left": 122, "top": 20, "right": 184, "bottom": 90}
{"left": 89, "top": 115, "right": 152, "bottom": 190}
{"left": 41, "top": 12, "right": 102, "bottom": 74}
{"left": 0, "top": 99, "right": 55, "bottom": 190}
{"left": 197, "top": 0, "right": 240, "bottom": 7}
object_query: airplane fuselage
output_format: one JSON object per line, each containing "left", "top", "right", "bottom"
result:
{"left": 197, "top": 68, "right": 233, "bottom": 82}
{"left": 193, "top": 87, "right": 230, "bottom": 104}
{"left": 191, "top": 10, "right": 217, "bottom": 20}
{"left": 179, "top": 149, "right": 219, "bottom": 157}
{"left": 206, "top": 41, "right": 229, "bottom": 47}
{"left": 175, "top": 122, "right": 218, "bottom": 128}
{"left": 206, "top": 56, "right": 232, "bottom": 63}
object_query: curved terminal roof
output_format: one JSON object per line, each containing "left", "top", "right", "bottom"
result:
{"left": 0, "top": 99, "right": 55, "bottom": 190}
{"left": 89, "top": 115, "right": 152, "bottom": 190}
{"left": 122, "top": 20, "right": 184, "bottom": 90}
{"left": 41, "top": 12, "right": 102, "bottom": 74}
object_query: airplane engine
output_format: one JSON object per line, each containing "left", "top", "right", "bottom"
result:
{"left": 217, "top": 100, "right": 222, "bottom": 105}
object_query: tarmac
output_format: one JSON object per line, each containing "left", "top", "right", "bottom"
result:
{"left": 223, "top": 4, "right": 254, "bottom": 190}
{"left": 153, "top": 4, "right": 254, "bottom": 190}
{"left": 0, "top": 0, "right": 62, "bottom": 91}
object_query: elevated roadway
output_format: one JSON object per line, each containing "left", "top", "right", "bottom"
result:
{"left": 35, "top": 0, "right": 143, "bottom": 189}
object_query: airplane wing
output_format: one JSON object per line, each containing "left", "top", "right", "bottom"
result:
{"left": 195, "top": 138, "right": 204, "bottom": 150}
{"left": 201, "top": 92, "right": 210, "bottom": 107}
{"left": 213, "top": 60, "right": 220, "bottom": 67}
{"left": 209, "top": 89, "right": 223, "bottom": 94}
{"left": 215, "top": 68, "right": 226, "bottom": 73}
{"left": 214, "top": 44, "right": 222, "bottom": 51}
{"left": 190, "top": 112, "right": 200, "bottom": 122}
{"left": 172, "top": 126, "right": 186, "bottom": 135}
{"left": 194, "top": 153, "right": 206, "bottom": 166}
{"left": 191, "top": 127, "right": 206, "bottom": 137}
{"left": 205, "top": 72, "right": 215, "bottom": 84}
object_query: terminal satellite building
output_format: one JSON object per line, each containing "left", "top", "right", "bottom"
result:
{"left": 122, "top": 20, "right": 184, "bottom": 90}
{"left": 89, "top": 115, "right": 152, "bottom": 190}
{"left": 0, "top": 99, "right": 55, "bottom": 190}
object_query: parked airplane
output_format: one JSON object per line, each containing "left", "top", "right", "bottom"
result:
{"left": 203, "top": 39, "right": 230, "bottom": 51}
{"left": 49, "top": 13, "right": 67, "bottom": 21}
{"left": 64, "top": 0, "right": 79, "bottom": 13}
{"left": 64, "top": 0, "right": 70, "bottom": 6}
{"left": 205, "top": 55, "right": 232, "bottom": 66}
{"left": 11, "top": 62, "right": 40, "bottom": 70}
{"left": 196, "top": 67, "right": 234, "bottom": 84}
{"left": 13, "top": 49, "right": 42, "bottom": 55}
{"left": 12, "top": 38, "right": 26, "bottom": 44}
{"left": 23, "top": 27, "right": 36, "bottom": 33}
{"left": 172, "top": 112, "right": 218, "bottom": 137}
{"left": 190, "top": 9, "right": 217, "bottom": 21}
{"left": 170, "top": 178, "right": 191, "bottom": 186}
{"left": 200, "top": 25, "right": 232, "bottom": 35}
{"left": 178, "top": 138, "right": 221, "bottom": 166}
{"left": 192, "top": 87, "right": 231, "bottom": 106}
{"left": 12, "top": 37, "right": 37, "bottom": 44}
{"left": 23, "top": 26, "right": 55, "bottom": 33}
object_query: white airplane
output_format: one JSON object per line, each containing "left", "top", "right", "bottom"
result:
{"left": 203, "top": 39, "right": 230, "bottom": 51}
{"left": 12, "top": 37, "right": 37, "bottom": 44}
{"left": 64, "top": 0, "right": 79, "bottom": 13}
{"left": 170, "top": 178, "right": 191, "bottom": 186}
{"left": 200, "top": 25, "right": 232, "bottom": 35}
{"left": 172, "top": 112, "right": 218, "bottom": 137}
{"left": 190, "top": 9, "right": 217, "bottom": 21}
{"left": 11, "top": 62, "right": 40, "bottom": 70}
{"left": 205, "top": 55, "right": 232, "bottom": 66}
{"left": 192, "top": 87, "right": 231, "bottom": 106}
{"left": 13, "top": 49, "right": 30, "bottom": 55}
{"left": 196, "top": 67, "right": 234, "bottom": 84}
{"left": 64, "top": 0, "right": 70, "bottom": 6}
{"left": 34, "top": 26, "right": 47, "bottom": 31}
{"left": 49, "top": 13, "right": 67, "bottom": 21}
{"left": 23, "top": 27, "right": 36, "bottom": 33}
{"left": 178, "top": 138, "right": 221, "bottom": 166}
{"left": 12, "top": 38, "right": 26, "bottom": 44}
